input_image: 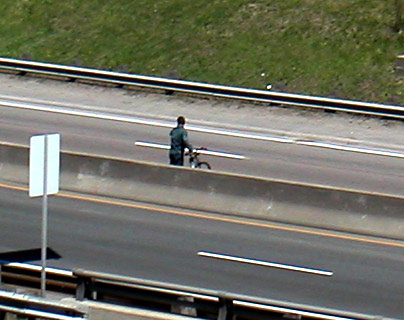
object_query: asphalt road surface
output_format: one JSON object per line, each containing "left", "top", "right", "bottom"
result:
{"left": 0, "top": 185, "right": 403, "bottom": 318}
{"left": 0, "top": 98, "right": 404, "bottom": 197}
{"left": 1, "top": 74, "right": 403, "bottom": 318}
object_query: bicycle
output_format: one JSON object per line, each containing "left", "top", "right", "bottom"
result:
{"left": 186, "top": 147, "right": 211, "bottom": 169}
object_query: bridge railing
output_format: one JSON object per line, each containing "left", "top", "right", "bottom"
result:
{"left": 74, "top": 268, "right": 391, "bottom": 320}
{"left": 0, "top": 263, "right": 397, "bottom": 320}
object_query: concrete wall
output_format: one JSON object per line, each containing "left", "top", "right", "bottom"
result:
{"left": 1, "top": 143, "right": 403, "bottom": 240}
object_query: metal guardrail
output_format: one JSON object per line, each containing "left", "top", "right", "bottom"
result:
{"left": 0, "top": 266, "right": 84, "bottom": 320}
{"left": 0, "top": 57, "right": 403, "bottom": 119}
{"left": 0, "top": 263, "right": 398, "bottom": 320}
{"left": 0, "top": 263, "right": 77, "bottom": 294}
{"left": 0, "top": 263, "right": 82, "bottom": 319}
{"left": 73, "top": 268, "right": 397, "bottom": 320}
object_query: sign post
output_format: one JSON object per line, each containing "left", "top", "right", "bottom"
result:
{"left": 29, "top": 133, "right": 60, "bottom": 297}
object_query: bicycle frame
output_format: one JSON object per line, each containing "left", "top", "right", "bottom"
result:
{"left": 187, "top": 148, "right": 211, "bottom": 169}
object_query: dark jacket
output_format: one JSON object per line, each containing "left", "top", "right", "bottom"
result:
{"left": 169, "top": 125, "right": 192, "bottom": 162}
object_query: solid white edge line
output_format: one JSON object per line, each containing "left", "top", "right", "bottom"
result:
{"left": 186, "top": 124, "right": 295, "bottom": 143}
{"left": 297, "top": 140, "right": 404, "bottom": 159}
{"left": 198, "top": 252, "right": 333, "bottom": 277}
{"left": 234, "top": 301, "right": 354, "bottom": 320}
{"left": 0, "top": 99, "right": 293, "bottom": 143}
{"left": 2, "top": 99, "right": 404, "bottom": 159}
{"left": 0, "top": 100, "right": 174, "bottom": 128}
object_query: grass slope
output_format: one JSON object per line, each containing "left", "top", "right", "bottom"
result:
{"left": 0, "top": 0, "right": 403, "bottom": 104}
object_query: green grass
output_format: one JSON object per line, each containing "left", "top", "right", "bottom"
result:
{"left": 0, "top": 0, "right": 403, "bottom": 104}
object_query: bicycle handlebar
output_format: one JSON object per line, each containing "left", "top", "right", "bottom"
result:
{"left": 186, "top": 147, "right": 206, "bottom": 155}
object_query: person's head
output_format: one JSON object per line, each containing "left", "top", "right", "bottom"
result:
{"left": 177, "top": 116, "right": 185, "bottom": 126}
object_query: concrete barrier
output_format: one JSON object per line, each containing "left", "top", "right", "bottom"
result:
{"left": 1, "top": 143, "right": 403, "bottom": 240}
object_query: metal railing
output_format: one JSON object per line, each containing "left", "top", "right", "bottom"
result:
{"left": 0, "top": 272, "right": 85, "bottom": 320}
{"left": 0, "top": 263, "right": 82, "bottom": 319}
{"left": 74, "top": 268, "right": 397, "bottom": 320}
{"left": 0, "top": 263, "right": 76, "bottom": 295}
{"left": 0, "top": 57, "right": 403, "bottom": 119}
{"left": 0, "top": 263, "right": 397, "bottom": 320}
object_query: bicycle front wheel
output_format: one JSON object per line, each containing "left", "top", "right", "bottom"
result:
{"left": 189, "top": 159, "right": 197, "bottom": 168}
{"left": 196, "top": 162, "right": 211, "bottom": 170}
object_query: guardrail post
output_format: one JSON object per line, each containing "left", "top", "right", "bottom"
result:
{"left": 217, "top": 297, "right": 233, "bottom": 320}
{"left": 76, "top": 276, "right": 92, "bottom": 301}
{"left": 171, "top": 296, "right": 197, "bottom": 316}
{"left": 0, "top": 311, "right": 5, "bottom": 320}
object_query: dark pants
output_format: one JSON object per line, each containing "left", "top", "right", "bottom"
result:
{"left": 169, "top": 153, "right": 184, "bottom": 166}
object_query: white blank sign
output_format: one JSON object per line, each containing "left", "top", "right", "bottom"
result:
{"left": 29, "top": 134, "right": 60, "bottom": 197}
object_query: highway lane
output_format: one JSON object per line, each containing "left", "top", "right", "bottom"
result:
{"left": 0, "top": 102, "right": 404, "bottom": 197}
{"left": 0, "top": 185, "right": 403, "bottom": 318}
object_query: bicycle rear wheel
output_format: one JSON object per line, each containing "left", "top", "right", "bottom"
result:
{"left": 196, "top": 162, "right": 211, "bottom": 170}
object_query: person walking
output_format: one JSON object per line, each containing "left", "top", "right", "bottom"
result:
{"left": 169, "top": 116, "right": 192, "bottom": 166}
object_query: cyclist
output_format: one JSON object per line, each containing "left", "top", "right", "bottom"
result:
{"left": 169, "top": 116, "right": 193, "bottom": 166}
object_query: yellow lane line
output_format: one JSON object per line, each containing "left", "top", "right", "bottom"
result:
{"left": 1, "top": 184, "right": 27, "bottom": 192}
{"left": 2, "top": 182, "right": 404, "bottom": 248}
